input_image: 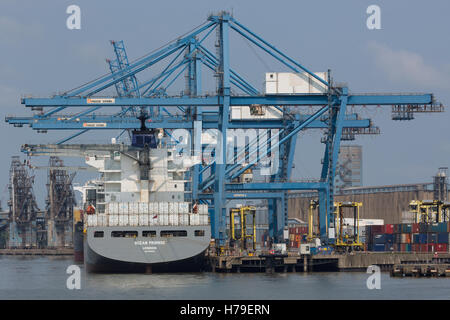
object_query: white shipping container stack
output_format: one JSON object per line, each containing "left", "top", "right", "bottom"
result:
{"left": 149, "top": 202, "right": 155, "bottom": 215}
{"left": 200, "top": 214, "right": 209, "bottom": 225}
{"left": 109, "top": 215, "right": 119, "bottom": 226}
{"left": 169, "top": 213, "right": 179, "bottom": 226}
{"left": 130, "top": 202, "right": 139, "bottom": 215}
{"left": 106, "top": 202, "right": 119, "bottom": 214}
{"left": 129, "top": 214, "right": 139, "bottom": 227}
{"left": 149, "top": 213, "right": 156, "bottom": 226}
{"left": 179, "top": 202, "right": 189, "bottom": 214}
{"left": 119, "top": 215, "right": 129, "bottom": 226}
{"left": 139, "top": 214, "right": 149, "bottom": 226}
{"left": 169, "top": 202, "right": 178, "bottom": 214}
{"left": 189, "top": 214, "right": 200, "bottom": 226}
{"left": 97, "top": 214, "right": 108, "bottom": 227}
{"left": 160, "top": 202, "right": 169, "bottom": 215}
{"left": 199, "top": 204, "right": 208, "bottom": 214}
{"left": 119, "top": 202, "right": 128, "bottom": 215}
{"left": 87, "top": 215, "right": 98, "bottom": 227}
{"left": 180, "top": 214, "right": 189, "bottom": 226}
{"left": 139, "top": 202, "right": 149, "bottom": 214}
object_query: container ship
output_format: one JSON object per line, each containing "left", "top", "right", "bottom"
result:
{"left": 74, "top": 130, "right": 211, "bottom": 272}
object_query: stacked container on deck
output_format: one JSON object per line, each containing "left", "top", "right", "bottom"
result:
{"left": 86, "top": 202, "right": 209, "bottom": 227}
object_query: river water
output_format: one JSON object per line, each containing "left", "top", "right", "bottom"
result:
{"left": 0, "top": 256, "right": 449, "bottom": 300}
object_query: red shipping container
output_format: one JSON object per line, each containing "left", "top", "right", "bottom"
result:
{"left": 420, "top": 244, "right": 428, "bottom": 253}
{"left": 372, "top": 225, "right": 384, "bottom": 234}
{"left": 412, "top": 223, "right": 420, "bottom": 233}
{"left": 400, "top": 244, "right": 406, "bottom": 252}
{"left": 436, "top": 244, "right": 448, "bottom": 252}
{"left": 384, "top": 224, "right": 394, "bottom": 234}
{"left": 300, "top": 226, "right": 308, "bottom": 234}
{"left": 412, "top": 244, "right": 420, "bottom": 252}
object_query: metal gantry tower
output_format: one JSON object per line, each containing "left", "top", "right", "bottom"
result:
{"left": 5, "top": 12, "right": 444, "bottom": 246}
{"left": 46, "top": 156, "right": 76, "bottom": 248}
{"left": 7, "top": 156, "right": 39, "bottom": 248}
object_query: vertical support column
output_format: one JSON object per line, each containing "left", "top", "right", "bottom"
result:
{"left": 327, "top": 87, "right": 348, "bottom": 240}
{"left": 268, "top": 198, "right": 278, "bottom": 242}
{"left": 213, "top": 13, "right": 231, "bottom": 246}
{"left": 191, "top": 42, "right": 203, "bottom": 201}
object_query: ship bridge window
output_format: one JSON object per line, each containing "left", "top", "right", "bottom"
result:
{"left": 111, "top": 231, "right": 138, "bottom": 238}
{"left": 94, "top": 231, "right": 104, "bottom": 238}
{"left": 194, "top": 230, "right": 205, "bottom": 237}
{"left": 160, "top": 230, "right": 187, "bottom": 237}
{"left": 142, "top": 231, "right": 156, "bottom": 237}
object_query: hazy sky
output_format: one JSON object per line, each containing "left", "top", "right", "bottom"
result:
{"left": 0, "top": 0, "right": 449, "bottom": 208}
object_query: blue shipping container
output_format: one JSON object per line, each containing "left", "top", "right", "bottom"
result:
{"left": 418, "top": 233, "right": 427, "bottom": 244}
{"left": 373, "top": 234, "right": 385, "bottom": 244}
{"left": 437, "top": 232, "right": 449, "bottom": 244}
{"left": 385, "top": 234, "right": 394, "bottom": 244}
{"left": 373, "top": 244, "right": 385, "bottom": 252}
{"left": 427, "top": 233, "right": 437, "bottom": 244}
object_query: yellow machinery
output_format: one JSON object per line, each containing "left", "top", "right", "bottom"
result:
{"left": 307, "top": 200, "right": 319, "bottom": 241}
{"left": 409, "top": 200, "right": 450, "bottom": 223}
{"left": 333, "top": 201, "right": 364, "bottom": 252}
{"left": 229, "top": 206, "right": 256, "bottom": 251}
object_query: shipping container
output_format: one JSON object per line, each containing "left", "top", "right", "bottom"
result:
{"left": 373, "top": 244, "right": 385, "bottom": 252}
{"left": 168, "top": 202, "right": 177, "bottom": 214}
{"left": 119, "top": 215, "right": 129, "bottom": 226}
{"left": 385, "top": 234, "right": 394, "bottom": 244}
{"left": 412, "top": 223, "right": 420, "bottom": 233}
{"left": 118, "top": 202, "right": 128, "bottom": 215}
{"left": 139, "top": 202, "right": 148, "bottom": 214}
{"left": 200, "top": 204, "right": 208, "bottom": 215}
{"left": 437, "top": 232, "right": 449, "bottom": 244}
{"left": 97, "top": 214, "right": 107, "bottom": 227}
{"left": 401, "top": 223, "right": 412, "bottom": 233}
{"left": 435, "top": 243, "right": 448, "bottom": 252}
{"left": 373, "top": 234, "right": 385, "bottom": 244}
{"left": 372, "top": 225, "right": 384, "bottom": 234}
{"left": 149, "top": 214, "right": 158, "bottom": 226}
{"left": 87, "top": 215, "right": 97, "bottom": 227}
{"left": 427, "top": 233, "right": 437, "bottom": 244}
{"left": 430, "top": 223, "right": 447, "bottom": 233}
{"left": 149, "top": 202, "right": 155, "bottom": 214}
{"left": 385, "top": 243, "right": 394, "bottom": 252}
{"left": 419, "top": 223, "right": 428, "bottom": 233}
{"left": 130, "top": 202, "right": 139, "bottom": 215}
{"left": 384, "top": 224, "right": 394, "bottom": 234}
{"left": 180, "top": 214, "right": 189, "bottom": 226}
{"left": 138, "top": 214, "right": 149, "bottom": 226}
{"left": 179, "top": 202, "right": 189, "bottom": 214}
{"left": 169, "top": 213, "right": 179, "bottom": 226}
{"left": 159, "top": 202, "right": 169, "bottom": 215}
{"left": 418, "top": 233, "right": 427, "bottom": 244}
{"left": 108, "top": 214, "right": 119, "bottom": 227}
{"left": 129, "top": 214, "right": 139, "bottom": 227}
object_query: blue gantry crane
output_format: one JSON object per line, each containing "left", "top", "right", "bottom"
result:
{"left": 5, "top": 12, "right": 444, "bottom": 247}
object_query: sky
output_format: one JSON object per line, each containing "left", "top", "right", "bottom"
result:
{"left": 0, "top": 0, "right": 449, "bottom": 208}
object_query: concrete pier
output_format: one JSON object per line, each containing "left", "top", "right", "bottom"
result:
{"left": 0, "top": 248, "right": 73, "bottom": 256}
{"left": 207, "top": 252, "right": 450, "bottom": 273}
